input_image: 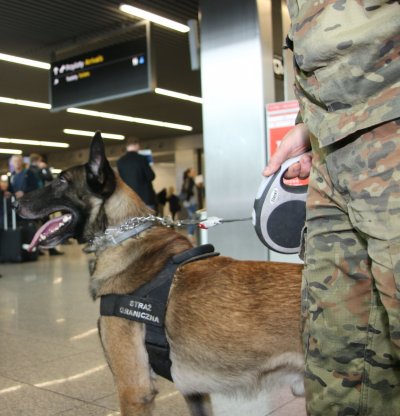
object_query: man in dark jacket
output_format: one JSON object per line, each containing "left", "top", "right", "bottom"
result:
{"left": 117, "top": 138, "right": 156, "bottom": 209}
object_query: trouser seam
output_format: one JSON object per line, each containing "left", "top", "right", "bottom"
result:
{"left": 359, "top": 286, "right": 377, "bottom": 416}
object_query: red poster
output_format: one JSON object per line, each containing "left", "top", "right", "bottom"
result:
{"left": 266, "top": 101, "right": 308, "bottom": 186}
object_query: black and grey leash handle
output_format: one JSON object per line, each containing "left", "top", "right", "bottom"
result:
{"left": 252, "top": 156, "right": 308, "bottom": 254}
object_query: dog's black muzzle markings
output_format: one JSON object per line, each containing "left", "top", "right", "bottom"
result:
{"left": 100, "top": 244, "right": 218, "bottom": 381}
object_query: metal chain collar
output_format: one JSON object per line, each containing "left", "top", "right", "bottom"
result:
{"left": 88, "top": 215, "right": 201, "bottom": 251}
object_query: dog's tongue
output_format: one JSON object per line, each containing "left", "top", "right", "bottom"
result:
{"left": 28, "top": 214, "right": 72, "bottom": 252}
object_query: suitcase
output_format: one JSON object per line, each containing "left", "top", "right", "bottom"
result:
{"left": 0, "top": 196, "right": 39, "bottom": 262}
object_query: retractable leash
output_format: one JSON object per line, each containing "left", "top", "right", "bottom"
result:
{"left": 32, "top": 158, "right": 307, "bottom": 254}
{"left": 195, "top": 156, "right": 308, "bottom": 254}
{"left": 252, "top": 156, "right": 308, "bottom": 254}
{"left": 87, "top": 157, "right": 307, "bottom": 254}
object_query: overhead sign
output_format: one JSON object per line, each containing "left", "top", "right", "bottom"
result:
{"left": 50, "top": 34, "right": 154, "bottom": 112}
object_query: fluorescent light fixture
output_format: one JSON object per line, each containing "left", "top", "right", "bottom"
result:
{"left": 0, "top": 52, "right": 50, "bottom": 70}
{"left": 119, "top": 4, "right": 190, "bottom": 33}
{"left": 51, "top": 168, "right": 62, "bottom": 174}
{"left": 0, "top": 96, "right": 51, "bottom": 109}
{"left": 67, "top": 108, "right": 193, "bottom": 131}
{"left": 155, "top": 88, "right": 203, "bottom": 104}
{"left": 0, "top": 137, "right": 69, "bottom": 148}
{"left": 0, "top": 95, "right": 193, "bottom": 131}
{"left": 63, "top": 129, "right": 125, "bottom": 140}
{"left": 0, "top": 149, "right": 22, "bottom": 155}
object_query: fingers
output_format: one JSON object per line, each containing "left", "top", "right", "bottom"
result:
{"left": 263, "top": 157, "right": 284, "bottom": 177}
{"left": 283, "top": 153, "right": 312, "bottom": 179}
{"left": 263, "top": 123, "right": 311, "bottom": 177}
{"left": 299, "top": 153, "right": 312, "bottom": 179}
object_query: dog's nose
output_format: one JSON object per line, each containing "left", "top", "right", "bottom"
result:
{"left": 12, "top": 199, "right": 19, "bottom": 210}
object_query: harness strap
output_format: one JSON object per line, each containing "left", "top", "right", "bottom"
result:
{"left": 100, "top": 244, "right": 218, "bottom": 381}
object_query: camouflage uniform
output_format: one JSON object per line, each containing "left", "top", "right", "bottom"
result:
{"left": 286, "top": 1, "right": 400, "bottom": 414}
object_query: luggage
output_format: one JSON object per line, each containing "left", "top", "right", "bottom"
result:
{"left": 0, "top": 196, "right": 39, "bottom": 262}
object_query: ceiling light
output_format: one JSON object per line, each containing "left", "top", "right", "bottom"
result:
{"left": 51, "top": 169, "right": 62, "bottom": 174}
{"left": 0, "top": 95, "right": 193, "bottom": 131}
{"left": 0, "top": 96, "right": 51, "bottom": 109}
{"left": 0, "top": 137, "right": 69, "bottom": 148}
{"left": 0, "top": 52, "right": 50, "bottom": 70}
{"left": 63, "top": 129, "right": 125, "bottom": 140}
{"left": 0, "top": 149, "right": 22, "bottom": 155}
{"left": 119, "top": 4, "right": 190, "bottom": 33}
{"left": 67, "top": 108, "right": 193, "bottom": 131}
{"left": 155, "top": 88, "right": 203, "bottom": 104}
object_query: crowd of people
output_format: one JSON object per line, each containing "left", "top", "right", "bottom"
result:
{"left": 0, "top": 152, "right": 63, "bottom": 255}
{"left": 0, "top": 140, "right": 204, "bottom": 247}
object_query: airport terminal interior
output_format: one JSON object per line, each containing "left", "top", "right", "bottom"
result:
{"left": 0, "top": 1, "right": 307, "bottom": 415}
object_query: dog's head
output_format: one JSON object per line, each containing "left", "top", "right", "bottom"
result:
{"left": 17, "top": 131, "right": 118, "bottom": 250}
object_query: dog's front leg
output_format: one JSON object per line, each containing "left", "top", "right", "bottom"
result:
{"left": 99, "top": 317, "right": 157, "bottom": 416}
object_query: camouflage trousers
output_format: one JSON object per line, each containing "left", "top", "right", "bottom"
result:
{"left": 303, "top": 119, "right": 400, "bottom": 415}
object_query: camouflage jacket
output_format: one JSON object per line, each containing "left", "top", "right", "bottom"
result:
{"left": 287, "top": 0, "right": 400, "bottom": 147}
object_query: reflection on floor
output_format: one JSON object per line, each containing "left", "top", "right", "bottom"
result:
{"left": 0, "top": 243, "right": 306, "bottom": 415}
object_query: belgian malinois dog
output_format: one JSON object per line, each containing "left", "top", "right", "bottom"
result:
{"left": 17, "top": 132, "right": 304, "bottom": 416}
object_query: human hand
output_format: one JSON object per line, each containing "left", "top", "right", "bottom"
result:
{"left": 15, "top": 191, "right": 24, "bottom": 199}
{"left": 263, "top": 123, "right": 312, "bottom": 179}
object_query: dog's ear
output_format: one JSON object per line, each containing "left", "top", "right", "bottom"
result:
{"left": 86, "top": 131, "right": 116, "bottom": 197}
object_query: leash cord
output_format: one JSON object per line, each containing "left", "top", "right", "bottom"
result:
{"left": 154, "top": 215, "right": 252, "bottom": 229}
{"left": 87, "top": 215, "right": 252, "bottom": 251}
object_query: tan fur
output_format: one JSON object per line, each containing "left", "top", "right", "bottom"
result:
{"left": 18, "top": 144, "right": 304, "bottom": 416}
{"left": 91, "top": 180, "right": 304, "bottom": 415}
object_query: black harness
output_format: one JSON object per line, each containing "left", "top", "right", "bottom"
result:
{"left": 100, "top": 244, "right": 219, "bottom": 381}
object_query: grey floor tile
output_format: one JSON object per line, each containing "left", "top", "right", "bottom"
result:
{"left": 0, "top": 377, "right": 83, "bottom": 415}
{"left": 0, "top": 243, "right": 304, "bottom": 415}
{"left": 267, "top": 397, "right": 306, "bottom": 416}
{"left": 2, "top": 350, "right": 115, "bottom": 403}
{"left": 56, "top": 403, "right": 118, "bottom": 416}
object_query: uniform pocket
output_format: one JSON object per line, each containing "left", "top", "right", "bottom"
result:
{"left": 303, "top": 247, "right": 372, "bottom": 370}
{"left": 389, "top": 241, "right": 400, "bottom": 300}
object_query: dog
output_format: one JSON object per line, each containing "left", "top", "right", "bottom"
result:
{"left": 17, "top": 132, "right": 304, "bottom": 416}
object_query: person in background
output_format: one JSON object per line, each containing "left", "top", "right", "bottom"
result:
{"left": 28, "top": 153, "right": 63, "bottom": 256}
{"left": 156, "top": 188, "right": 167, "bottom": 217}
{"left": 180, "top": 168, "right": 198, "bottom": 244}
{"left": 166, "top": 186, "right": 181, "bottom": 220}
{"left": 0, "top": 176, "right": 11, "bottom": 229}
{"left": 264, "top": 2, "right": 400, "bottom": 415}
{"left": 9, "top": 155, "right": 39, "bottom": 199}
{"left": 29, "top": 153, "right": 53, "bottom": 188}
{"left": 117, "top": 138, "right": 157, "bottom": 210}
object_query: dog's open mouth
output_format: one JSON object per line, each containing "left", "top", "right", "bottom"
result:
{"left": 28, "top": 213, "right": 73, "bottom": 251}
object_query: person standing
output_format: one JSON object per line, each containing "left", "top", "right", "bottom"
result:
{"left": 28, "top": 153, "right": 53, "bottom": 188}
{"left": 117, "top": 138, "right": 157, "bottom": 210}
{"left": 9, "top": 155, "right": 39, "bottom": 200}
{"left": 28, "top": 153, "right": 63, "bottom": 255}
{"left": 180, "top": 168, "right": 198, "bottom": 244}
{"left": 264, "top": 2, "right": 400, "bottom": 415}
{"left": 167, "top": 186, "right": 181, "bottom": 220}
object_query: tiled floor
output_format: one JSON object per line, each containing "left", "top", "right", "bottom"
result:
{"left": 0, "top": 243, "right": 306, "bottom": 415}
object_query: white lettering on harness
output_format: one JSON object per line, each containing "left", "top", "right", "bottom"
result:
{"left": 129, "top": 300, "right": 152, "bottom": 312}
{"left": 120, "top": 307, "right": 160, "bottom": 324}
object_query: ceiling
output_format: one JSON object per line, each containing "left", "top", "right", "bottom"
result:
{"left": 0, "top": 0, "right": 201, "bottom": 161}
